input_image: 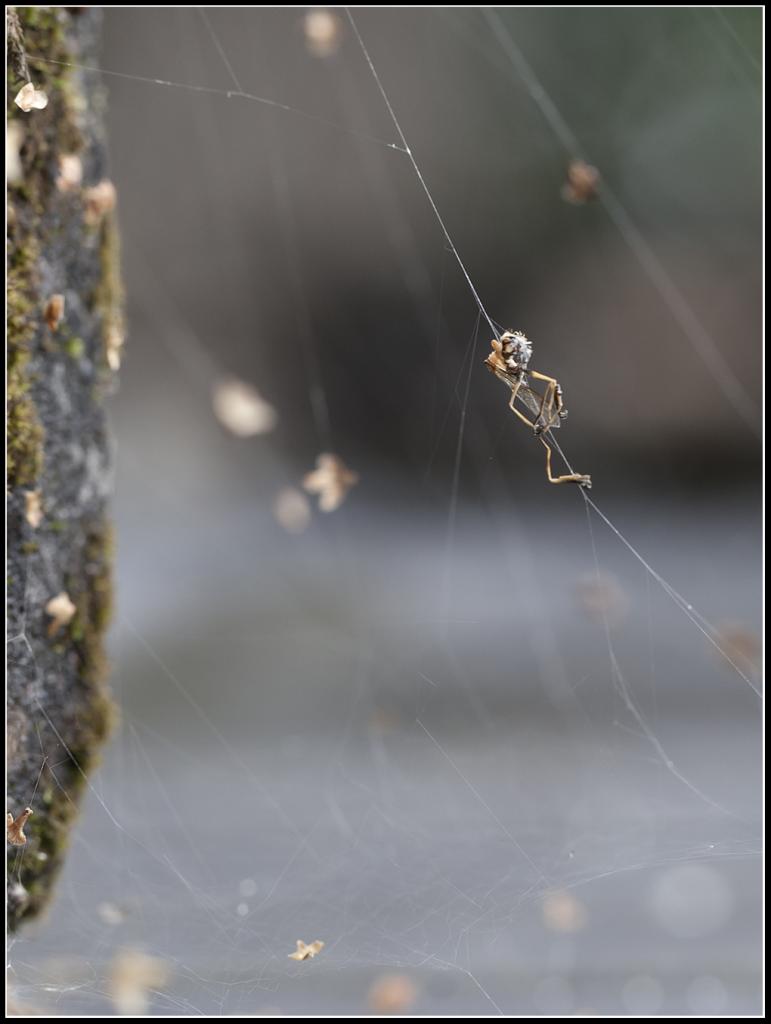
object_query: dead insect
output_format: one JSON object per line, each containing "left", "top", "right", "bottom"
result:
{"left": 485, "top": 331, "right": 591, "bottom": 487}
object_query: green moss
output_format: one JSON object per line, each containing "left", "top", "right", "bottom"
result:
{"left": 7, "top": 7, "right": 84, "bottom": 491}
{"left": 77, "top": 521, "right": 116, "bottom": 681}
{"left": 64, "top": 335, "right": 85, "bottom": 359}
{"left": 8, "top": 763, "right": 88, "bottom": 927}
{"left": 7, "top": 519, "right": 116, "bottom": 930}
{"left": 7, "top": 238, "right": 45, "bottom": 489}
{"left": 7, "top": 8, "right": 117, "bottom": 932}
{"left": 7, "top": 8, "right": 83, "bottom": 209}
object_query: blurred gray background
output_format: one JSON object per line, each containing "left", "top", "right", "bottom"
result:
{"left": 10, "top": 7, "right": 762, "bottom": 1016}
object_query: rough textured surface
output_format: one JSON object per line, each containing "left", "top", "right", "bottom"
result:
{"left": 7, "top": 6, "right": 121, "bottom": 929}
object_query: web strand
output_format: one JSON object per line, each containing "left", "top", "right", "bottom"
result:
{"left": 24, "top": 53, "right": 407, "bottom": 153}
{"left": 345, "top": 9, "right": 500, "bottom": 342}
{"left": 345, "top": 8, "right": 758, "bottom": 694}
{"left": 481, "top": 7, "right": 761, "bottom": 438}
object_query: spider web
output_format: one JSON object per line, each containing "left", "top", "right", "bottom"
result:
{"left": 8, "top": 7, "right": 762, "bottom": 1017}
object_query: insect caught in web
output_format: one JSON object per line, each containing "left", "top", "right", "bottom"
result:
{"left": 485, "top": 331, "right": 592, "bottom": 488}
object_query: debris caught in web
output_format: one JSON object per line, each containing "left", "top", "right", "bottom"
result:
{"left": 713, "top": 622, "right": 761, "bottom": 676}
{"left": 105, "top": 325, "right": 125, "bottom": 372}
{"left": 56, "top": 153, "right": 83, "bottom": 192}
{"left": 45, "top": 591, "right": 77, "bottom": 637}
{"left": 14, "top": 81, "right": 48, "bottom": 112}
{"left": 84, "top": 180, "right": 117, "bottom": 225}
{"left": 561, "top": 159, "right": 600, "bottom": 204}
{"left": 303, "top": 453, "right": 358, "bottom": 511}
{"left": 108, "top": 948, "right": 171, "bottom": 1015}
{"left": 574, "top": 572, "right": 628, "bottom": 624}
{"left": 541, "top": 889, "right": 589, "bottom": 933}
{"left": 7, "top": 808, "right": 33, "bottom": 847}
{"left": 212, "top": 377, "right": 277, "bottom": 437}
{"left": 44, "top": 294, "right": 65, "bottom": 331}
{"left": 7, "top": 123, "right": 24, "bottom": 183}
{"left": 368, "top": 973, "right": 418, "bottom": 1013}
{"left": 303, "top": 9, "right": 343, "bottom": 58}
{"left": 288, "top": 939, "right": 324, "bottom": 961}
{"left": 23, "top": 489, "right": 43, "bottom": 529}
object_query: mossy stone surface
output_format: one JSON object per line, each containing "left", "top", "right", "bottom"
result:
{"left": 7, "top": 7, "right": 122, "bottom": 929}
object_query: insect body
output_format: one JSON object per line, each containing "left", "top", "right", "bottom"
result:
{"left": 485, "top": 331, "right": 591, "bottom": 488}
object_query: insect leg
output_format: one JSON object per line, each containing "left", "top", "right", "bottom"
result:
{"left": 507, "top": 380, "right": 541, "bottom": 431}
{"left": 540, "top": 436, "right": 591, "bottom": 487}
{"left": 529, "top": 370, "right": 566, "bottom": 428}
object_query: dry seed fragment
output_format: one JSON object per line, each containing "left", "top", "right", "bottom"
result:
{"left": 45, "top": 591, "right": 77, "bottom": 637}
{"left": 303, "top": 453, "right": 358, "bottom": 512}
{"left": 7, "top": 808, "right": 33, "bottom": 846}
{"left": 44, "top": 294, "right": 65, "bottom": 331}
{"left": 288, "top": 939, "right": 324, "bottom": 961}
{"left": 14, "top": 82, "right": 48, "bottom": 112}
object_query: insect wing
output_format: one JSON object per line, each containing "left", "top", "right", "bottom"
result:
{"left": 516, "top": 383, "right": 561, "bottom": 429}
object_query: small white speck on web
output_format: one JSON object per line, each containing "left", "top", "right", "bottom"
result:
{"left": 236, "top": 902, "right": 249, "bottom": 917}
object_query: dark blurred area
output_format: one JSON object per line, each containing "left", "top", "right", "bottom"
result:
{"left": 10, "top": 8, "right": 761, "bottom": 1016}
{"left": 103, "top": 7, "right": 761, "bottom": 496}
